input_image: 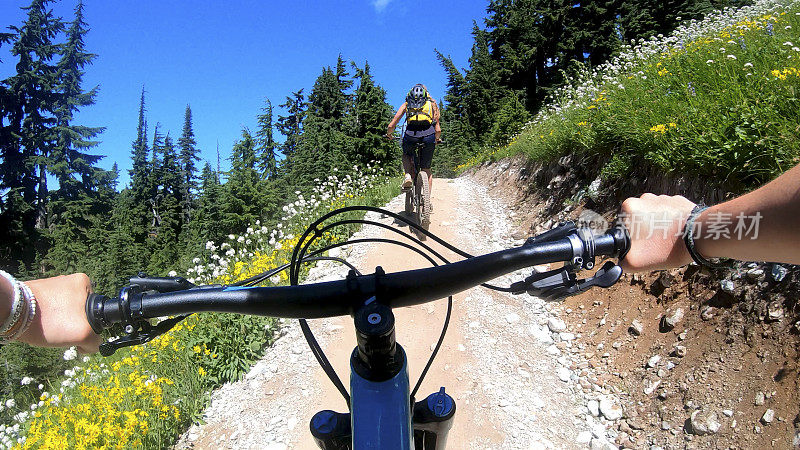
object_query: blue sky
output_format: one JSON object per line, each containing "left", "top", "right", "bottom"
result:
{"left": 0, "top": 0, "right": 488, "bottom": 188}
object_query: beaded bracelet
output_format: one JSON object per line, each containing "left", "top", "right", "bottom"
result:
{"left": 12, "top": 282, "right": 37, "bottom": 341}
{"left": 0, "top": 270, "right": 25, "bottom": 337}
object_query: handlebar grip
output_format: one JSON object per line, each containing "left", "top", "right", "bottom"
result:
{"left": 87, "top": 292, "right": 125, "bottom": 333}
{"left": 86, "top": 293, "right": 107, "bottom": 334}
{"left": 593, "top": 223, "right": 631, "bottom": 261}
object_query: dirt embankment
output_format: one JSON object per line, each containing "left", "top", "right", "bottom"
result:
{"left": 469, "top": 156, "right": 800, "bottom": 449}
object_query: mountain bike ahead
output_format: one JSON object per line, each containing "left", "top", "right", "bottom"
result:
{"left": 403, "top": 138, "right": 433, "bottom": 232}
{"left": 391, "top": 136, "right": 436, "bottom": 233}
{"left": 86, "top": 206, "right": 630, "bottom": 450}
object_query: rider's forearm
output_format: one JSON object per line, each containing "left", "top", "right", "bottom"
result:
{"left": 695, "top": 163, "right": 800, "bottom": 264}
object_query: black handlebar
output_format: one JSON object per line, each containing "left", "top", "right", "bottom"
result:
{"left": 86, "top": 224, "right": 629, "bottom": 335}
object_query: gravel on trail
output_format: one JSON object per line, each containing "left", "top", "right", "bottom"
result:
{"left": 174, "top": 176, "right": 628, "bottom": 449}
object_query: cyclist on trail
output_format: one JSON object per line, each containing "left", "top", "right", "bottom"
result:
{"left": 3, "top": 162, "right": 799, "bottom": 353}
{"left": 386, "top": 84, "right": 441, "bottom": 193}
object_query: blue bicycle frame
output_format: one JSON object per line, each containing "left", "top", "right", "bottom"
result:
{"left": 351, "top": 347, "right": 413, "bottom": 449}
{"left": 309, "top": 302, "right": 455, "bottom": 449}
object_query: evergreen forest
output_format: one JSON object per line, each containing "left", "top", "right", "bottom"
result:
{"left": 0, "top": 1, "right": 397, "bottom": 294}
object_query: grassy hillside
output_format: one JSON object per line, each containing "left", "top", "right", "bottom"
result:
{"left": 463, "top": 0, "right": 800, "bottom": 194}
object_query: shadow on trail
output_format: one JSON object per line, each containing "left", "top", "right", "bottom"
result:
{"left": 392, "top": 211, "right": 427, "bottom": 241}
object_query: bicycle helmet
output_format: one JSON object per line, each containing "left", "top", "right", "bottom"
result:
{"left": 409, "top": 84, "right": 427, "bottom": 101}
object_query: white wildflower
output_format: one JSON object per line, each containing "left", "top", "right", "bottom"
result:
{"left": 168, "top": 270, "right": 178, "bottom": 277}
{"left": 20, "top": 377, "right": 32, "bottom": 386}
{"left": 727, "top": 54, "right": 737, "bottom": 60}
{"left": 5, "top": 399, "right": 14, "bottom": 409}
{"left": 63, "top": 347, "right": 77, "bottom": 361}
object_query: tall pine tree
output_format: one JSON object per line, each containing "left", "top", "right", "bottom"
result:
{"left": 276, "top": 89, "right": 305, "bottom": 165}
{"left": 177, "top": 105, "right": 199, "bottom": 226}
{"left": 255, "top": 98, "right": 278, "bottom": 178}
{"left": 0, "top": 0, "right": 64, "bottom": 272}
{"left": 350, "top": 61, "right": 394, "bottom": 168}
{"left": 222, "top": 128, "right": 261, "bottom": 232}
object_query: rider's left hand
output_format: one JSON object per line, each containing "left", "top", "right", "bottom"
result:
{"left": 21, "top": 274, "right": 103, "bottom": 353}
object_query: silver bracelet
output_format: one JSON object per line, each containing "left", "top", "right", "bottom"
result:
{"left": 0, "top": 270, "right": 25, "bottom": 336}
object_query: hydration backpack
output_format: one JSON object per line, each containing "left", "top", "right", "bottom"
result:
{"left": 405, "top": 84, "right": 434, "bottom": 126}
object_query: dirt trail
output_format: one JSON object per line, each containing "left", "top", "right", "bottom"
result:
{"left": 176, "top": 177, "right": 617, "bottom": 449}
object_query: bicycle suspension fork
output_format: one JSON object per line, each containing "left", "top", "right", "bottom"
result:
{"left": 310, "top": 293, "right": 455, "bottom": 449}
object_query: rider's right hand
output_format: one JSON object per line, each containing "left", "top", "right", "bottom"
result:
{"left": 619, "top": 194, "right": 696, "bottom": 272}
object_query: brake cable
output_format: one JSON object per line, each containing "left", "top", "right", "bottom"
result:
{"left": 291, "top": 233, "right": 447, "bottom": 409}
{"left": 290, "top": 206, "right": 513, "bottom": 292}
{"left": 290, "top": 206, "right": 477, "bottom": 408}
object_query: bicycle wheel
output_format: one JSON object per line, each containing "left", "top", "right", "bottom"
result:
{"left": 417, "top": 172, "right": 431, "bottom": 229}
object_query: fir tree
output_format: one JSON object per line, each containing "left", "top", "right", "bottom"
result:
{"left": 47, "top": 0, "right": 106, "bottom": 276}
{"left": 350, "top": 61, "right": 394, "bottom": 168}
{"left": 50, "top": 0, "right": 104, "bottom": 199}
{"left": 276, "top": 89, "right": 305, "bottom": 163}
{"left": 464, "top": 23, "right": 508, "bottom": 138}
{"left": 293, "top": 64, "right": 350, "bottom": 185}
{"left": 222, "top": 128, "right": 261, "bottom": 232}
{"left": 178, "top": 105, "right": 199, "bottom": 225}
{"left": 126, "top": 87, "right": 151, "bottom": 246}
{"left": 130, "top": 87, "right": 149, "bottom": 204}
{"left": 255, "top": 98, "right": 278, "bottom": 178}
{"left": 434, "top": 51, "right": 474, "bottom": 175}
{"left": 0, "top": 0, "right": 64, "bottom": 271}
{"left": 147, "top": 134, "right": 182, "bottom": 274}
{"left": 193, "top": 162, "right": 225, "bottom": 247}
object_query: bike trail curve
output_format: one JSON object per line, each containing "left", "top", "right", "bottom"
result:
{"left": 175, "top": 177, "right": 609, "bottom": 449}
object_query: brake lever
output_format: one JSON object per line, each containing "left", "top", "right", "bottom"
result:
{"left": 523, "top": 221, "right": 576, "bottom": 246}
{"left": 99, "top": 314, "right": 190, "bottom": 357}
{"left": 510, "top": 261, "right": 623, "bottom": 301}
{"left": 129, "top": 272, "right": 195, "bottom": 293}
